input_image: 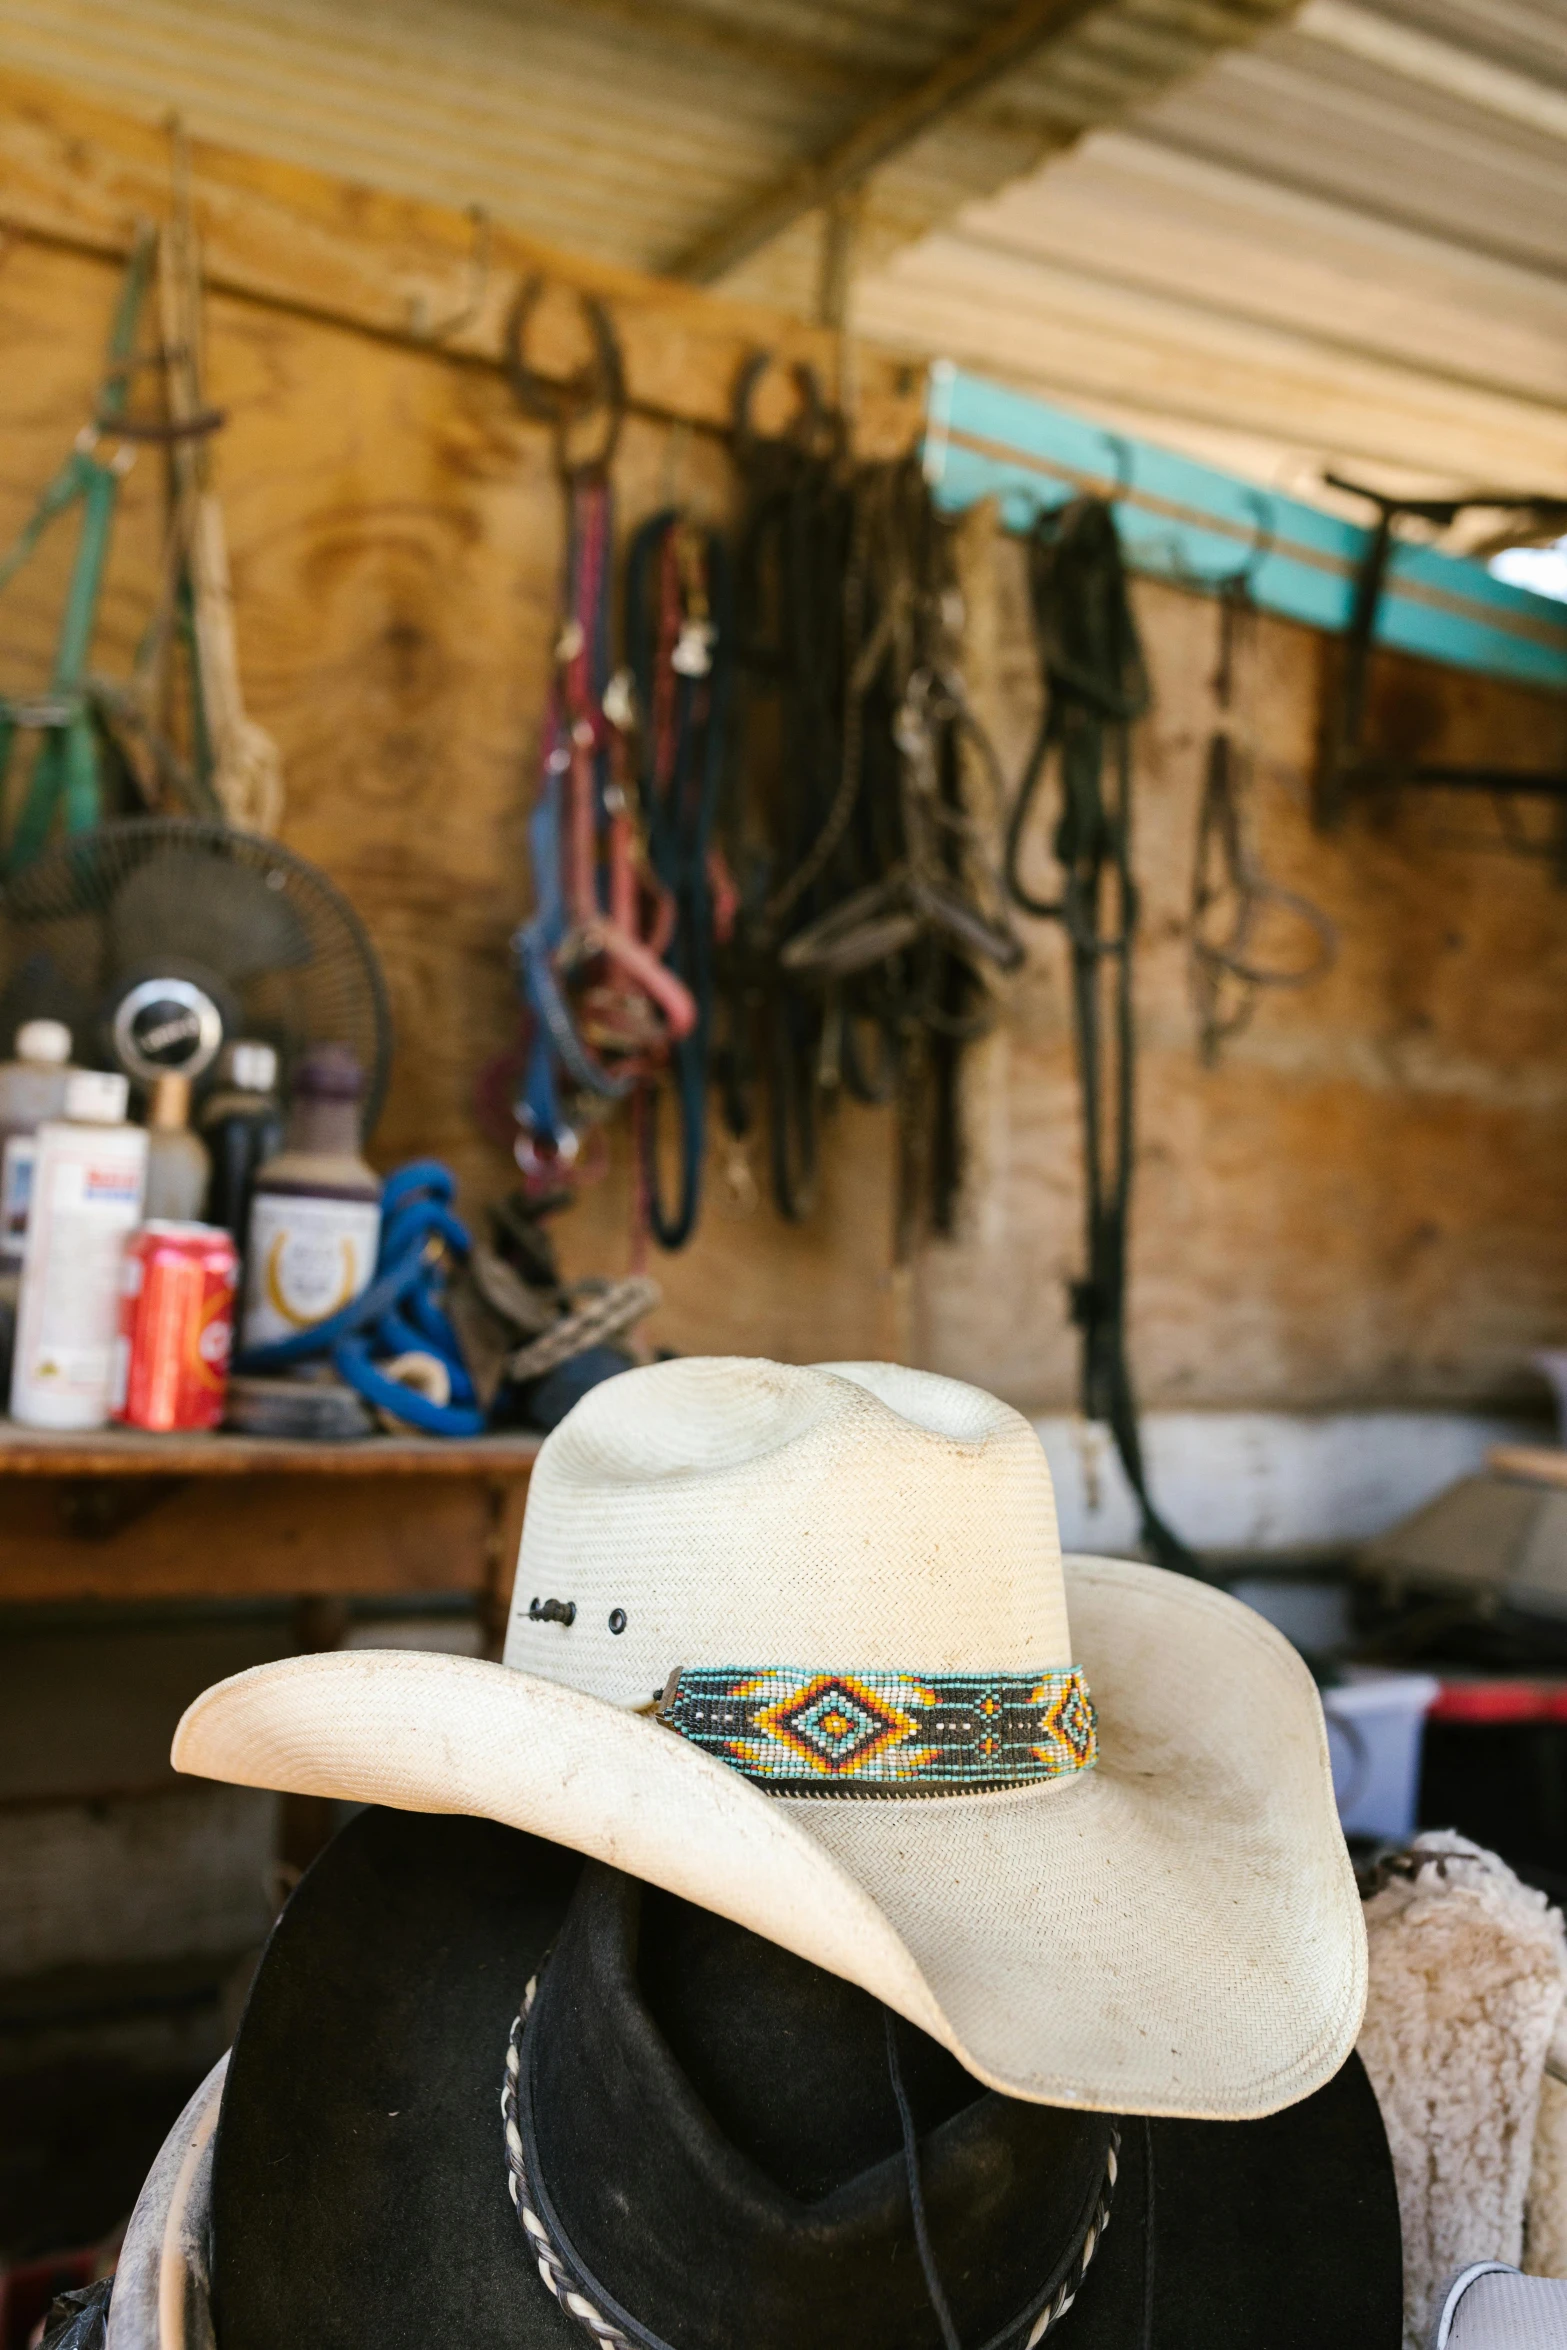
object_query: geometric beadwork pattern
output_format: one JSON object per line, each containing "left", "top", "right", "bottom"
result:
{"left": 657, "top": 1665, "right": 1097, "bottom": 1793}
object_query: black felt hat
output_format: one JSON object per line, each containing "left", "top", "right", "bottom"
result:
{"left": 212, "top": 1807, "right": 1402, "bottom": 2350}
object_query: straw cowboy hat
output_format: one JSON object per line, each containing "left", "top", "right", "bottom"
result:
{"left": 173, "top": 1356, "right": 1367, "bottom": 2122}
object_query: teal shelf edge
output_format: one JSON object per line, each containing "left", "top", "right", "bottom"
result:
{"left": 924, "top": 367, "right": 1567, "bottom": 695}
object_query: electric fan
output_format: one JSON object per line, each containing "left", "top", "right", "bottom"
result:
{"left": 0, "top": 820, "right": 393, "bottom": 1131}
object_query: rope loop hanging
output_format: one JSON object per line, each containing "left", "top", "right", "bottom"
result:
{"left": 507, "top": 292, "right": 693, "bottom": 1196}
{"left": 238, "top": 1161, "right": 486, "bottom": 1436}
{"left": 502, "top": 292, "right": 733, "bottom": 1253}
{"left": 1004, "top": 496, "right": 1149, "bottom": 933}
{"left": 627, "top": 508, "right": 732, "bottom": 1250}
{"left": 1003, "top": 494, "right": 1195, "bottom": 1576}
{"left": 1190, "top": 577, "right": 1338, "bottom": 1065}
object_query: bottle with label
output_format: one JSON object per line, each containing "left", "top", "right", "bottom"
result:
{"left": 241, "top": 1044, "right": 381, "bottom": 1350}
{"left": 10, "top": 1070, "right": 148, "bottom": 1429}
{"left": 199, "top": 1041, "right": 283, "bottom": 1249}
{"left": 143, "top": 1072, "right": 212, "bottom": 1223}
{"left": 0, "top": 1020, "right": 76, "bottom": 1271}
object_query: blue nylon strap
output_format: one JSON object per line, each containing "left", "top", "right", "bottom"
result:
{"left": 238, "top": 1160, "right": 485, "bottom": 1436}
{"left": 515, "top": 726, "right": 572, "bottom": 1146}
{"left": 511, "top": 476, "right": 637, "bottom": 1153}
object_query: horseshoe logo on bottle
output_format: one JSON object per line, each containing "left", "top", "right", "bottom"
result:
{"left": 264, "top": 1230, "right": 361, "bottom": 1328}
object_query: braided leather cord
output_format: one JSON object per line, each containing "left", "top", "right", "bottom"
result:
{"left": 503, "top": 1981, "right": 635, "bottom": 2350}
{"left": 501, "top": 1977, "right": 1120, "bottom": 2350}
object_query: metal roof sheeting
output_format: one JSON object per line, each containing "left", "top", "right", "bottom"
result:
{"left": 2, "top": 0, "right": 1562, "bottom": 502}
{"left": 0, "top": 0, "right": 1297, "bottom": 289}
{"left": 854, "top": 0, "right": 1567, "bottom": 502}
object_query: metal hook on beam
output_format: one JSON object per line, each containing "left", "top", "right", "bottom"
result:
{"left": 408, "top": 204, "right": 492, "bottom": 345}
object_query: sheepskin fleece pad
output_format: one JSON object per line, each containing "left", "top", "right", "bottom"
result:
{"left": 1532, "top": 2045, "right": 1567, "bottom": 2285}
{"left": 1358, "top": 1834, "right": 1567, "bottom": 2348}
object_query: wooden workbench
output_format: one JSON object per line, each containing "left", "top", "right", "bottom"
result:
{"left": 0, "top": 1419, "right": 540, "bottom": 1622}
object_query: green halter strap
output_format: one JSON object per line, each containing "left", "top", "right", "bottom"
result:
{"left": 0, "top": 225, "right": 157, "bottom": 872}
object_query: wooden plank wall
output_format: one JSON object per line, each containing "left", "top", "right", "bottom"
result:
{"left": 3, "top": 69, "right": 1567, "bottom": 1412}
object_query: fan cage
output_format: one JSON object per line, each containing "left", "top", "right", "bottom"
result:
{"left": 0, "top": 819, "right": 394, "bottom": 1136}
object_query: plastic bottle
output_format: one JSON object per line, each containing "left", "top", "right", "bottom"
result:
{"left": 0, "top": 1019, "right": 76, "bottom": 1270}
{"left": 143, "top": 1073, "right": 212, "bottom": 1224}
{"left": 10, "top": 1070, "right": 148, "bottom": 1429}
{"left": 241, "top": 1044, "right": 382, "bottom": 1350}
{"left": 199, "top": 1041, "right": 283, "bottom": 1248}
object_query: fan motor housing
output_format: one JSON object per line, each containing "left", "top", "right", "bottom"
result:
{"left": 111, "top": 974, "right": 226, "bottom": 1085}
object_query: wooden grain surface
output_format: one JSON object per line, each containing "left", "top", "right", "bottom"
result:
{"left": 0, "top": 1420, "right": 539, "bottom": 1478}
{"left": 1489, "top": 1444, "right": 1567, "bottom": 1491}
{"left": 1, "top": 75, "right": 1565, "bottom": 1418}
{"left": 0, "top": 63, "right": 925, "bottom": 455}
{"left": 0, "top": 1474, "right": 509, "bottom": 1601}
{"left": 0, "top": 201, "right": 913, "bottom": 1376}
{"left": 923, "top": 514, "right": 1567, "bottom": 1411}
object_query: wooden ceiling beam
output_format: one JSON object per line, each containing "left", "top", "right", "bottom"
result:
{"left": 0, "top": 62, "right": 928, "bottom": 456}
{"left": 668, "top": 0, "right": 1113, "bottom": 284}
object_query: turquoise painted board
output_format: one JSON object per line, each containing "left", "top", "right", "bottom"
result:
{"left": 924, "top": 366, "right": 1567, "bottom": 694}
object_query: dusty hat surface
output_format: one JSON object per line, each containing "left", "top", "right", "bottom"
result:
{"left": 209, "top": 1806, "right": 1403, "bottom": 2350}
{"left": 173, "top": 1357, "right": 1366, "bottom": 2121}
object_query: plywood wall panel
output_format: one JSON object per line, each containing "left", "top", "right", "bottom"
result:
{"left": 925, "top": 519, "right": 1567, "bottom": 1411}
{"left": 0, "top": 226, "right": 908, "bottom": 1365}
{"left": 2, "top": 203, "right": 1565, "bottom": 1416}
{"left": 0, "top": 236, "right": 168, "bottom": 697}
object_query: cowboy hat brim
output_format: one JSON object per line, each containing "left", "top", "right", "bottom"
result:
{"left": 171, "top": 1555, "right": 1365, "bottom": 2122}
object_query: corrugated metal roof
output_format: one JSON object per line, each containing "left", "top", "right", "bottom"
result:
{"left": 0, "top": 0, "right": 1298, "bottom": 294}
{"left": 2, "top": 0, "right": 1561, "bottom": 504}
{"left": 721, "top": 0, "right": 1304, "bottom": 306}
{"left": 854, "top": 0, "right": 1567, "bottom": 504}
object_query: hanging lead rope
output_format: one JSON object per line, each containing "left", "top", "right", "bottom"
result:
{"left": 504, "top": 284, "right": 696, "bottom": 1202}
{"left": 718, "top": 358, "right": 851, "bottom": 1224}
{"left": 1190, "top": 579, "right": 1337, "bottom": 1066}
{"left": 626, "top": 509, "right": 732, "bottom": 1250}
{"left": 1004, "top": 498, "right": 1196, "bottom": 1576}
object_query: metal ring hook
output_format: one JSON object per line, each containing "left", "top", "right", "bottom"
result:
{"left": 505, "top": 276, "right": 626, "bottom": 480}
{"left": 732, "top": 350, "right": 843, "bottom": 466}
{"left": 408, "top": 204, "right": 492, "bottom": 345}
{"left": 1224, "top": 490, "right": 1276, "bottom": 596}
{"left": 1099, "top": 431, "right": 1135, "bottom": 503}
{"left": 1164, "top": 488, "right": 1277, "bottom": 599}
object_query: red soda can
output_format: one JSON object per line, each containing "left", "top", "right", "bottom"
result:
{"left": 113, "top": 1222, "right": 240, "bottom": 1433}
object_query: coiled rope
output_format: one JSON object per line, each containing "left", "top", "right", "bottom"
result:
{"left": 238, "top": 1160, "right": 484, "bottom": 1436}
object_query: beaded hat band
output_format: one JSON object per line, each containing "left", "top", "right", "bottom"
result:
{"left": 655, "top": 1664, "right": 1097, "bottom": 1794}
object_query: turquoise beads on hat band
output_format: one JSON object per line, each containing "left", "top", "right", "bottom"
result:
{"left": 656, "top": 1665, "right": 1097, "bottom": 1793}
